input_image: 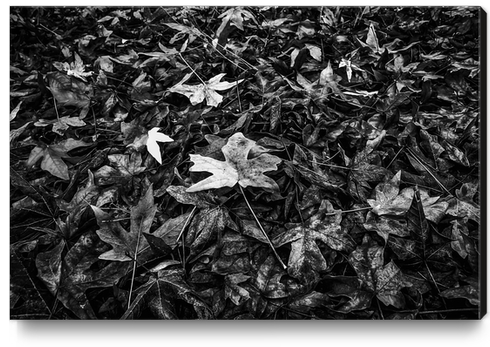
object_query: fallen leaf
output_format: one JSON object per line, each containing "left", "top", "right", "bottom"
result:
{"left": 367, "top": 171, "right": 414, "bottom": 216}
{"left": 53, "top": 52, "right": 93, "bottom": 82}
{"left": 57, "top": 231, "right": 130, "bottom": 319}
{"left": 169, "top": 73, "right": 243, "bottom": 107}
{"left": 35, "top": 240, "right": 65, "bottom": 295}
{"left": 146, "top": 127, "right": 173, "bottom": 164}
{"left": 187, "top": 132, "right": 282, "bottom": 192}
{"left": 11, "top": 249, "right": 51, "bottom": 319}
{"left": 449, "top": 219, "right": 471, "bottom": 258}
{"left": 46, "top": 71, "right": 92, "bottom": 108}
{"left": 122, "top": 267, "right": 213, "bottom": 319}
{"left": 348, "top": 240, "right": 412, "bottom": 308}
{"left": 274, "top": 200, "right": 354, "bottom": 282}
{"left": 26, "top": 138, "right": 91, "bottom": 180}
{"left": 10, "top": 100, "right": 23, "bottom": 121}
{"left": 96, "top": 186, "right": 156, "bottom": 262}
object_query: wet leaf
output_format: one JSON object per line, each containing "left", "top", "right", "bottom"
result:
{"left": 122, "top": 267, "right": 213, "bottom": 319}
{"left": 348, "top": 241, "right": 412, "bottom": 308}
{"left": 35, "top": 240, "right": 65, "bottom": 295}
{"left": 440, "top": 284, "right": 479, "bottom": 305}
{"left": 96, "top": 186, "right": 156, "bottom": 262}
{"left": 274, "top": 200, "right": 354, "bottom": 282}
{"left": 448, "top": 219, "right": 470, "bottom": 258}
{"left": 367, "top": 171, "right": 414, "bottom": 216}
{"left": 53, "top": 52, "right": 93, "bottom": 82}
{"left": 46, "top": 71, "right": 92, "bottom": 108}
{"left": 11, "top": 249, "right": 51, "bottom": 319}
{"left": 57, "top": 231, "right": 130, "bottom": 319}
{"left": 26, "top": 138, "right": 90, "bottom": 180}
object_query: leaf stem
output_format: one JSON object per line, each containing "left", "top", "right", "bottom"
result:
{"left": 239, "top": 185, "right": 287, "bottom": 269}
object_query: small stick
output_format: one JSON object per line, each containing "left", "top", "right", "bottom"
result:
{"left": 324, "top": 206, "right": 372, "bottom": 216}
{"left": 178, "top": 53, "right": 206, "bottom": 85}
{"left": 128, "top": 218, "right": 144, "bottom": 309}
{"left": 53, "top": 96, "right": 60, "bottom": 122}
{"left": 239, "top": 185, "right": 287, "bottom": 269}
{"left": 177, "top": 206, "right": 197, "bottom": 269}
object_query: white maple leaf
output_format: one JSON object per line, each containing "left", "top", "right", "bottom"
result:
{"left": 146, "top": 127, "right": 173, "bottom": 164}
{"left": 187, "top": 132, "right": 281, "bottom": 192}
{"left": 169, "top": 73, "right": 243, "bottom": 107}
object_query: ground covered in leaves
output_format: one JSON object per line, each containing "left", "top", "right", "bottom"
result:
{"left": 10, "top": 6, "right": 483, "bottom": 319}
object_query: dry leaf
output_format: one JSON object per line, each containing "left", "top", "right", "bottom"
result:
{"left": 169, "top": 73, "right": 243, "bottom": 107}
{"left": 146, "top": 127, "right": 173, "bottom": 164}
{"left": 187, "top": 132, "right": 281, "bottom": 192}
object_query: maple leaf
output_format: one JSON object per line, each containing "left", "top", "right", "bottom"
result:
{"left": 96, "top": 186, "right": 156, "bottom": 262}
{"left": 121, "top": 267, "right": 213, "bottom": 319}
{"left": 367, "top": 171, "right": 414, "bottom": 216}
{"left": 274, "top": 200, "right": 354, "bottom": 282}
{"left": 146, "top": 127, "right": 173, "bottom": 164}
{"left": 169, "top": 73, "right": 243, "bottom": 107}
{"left": 53, "top": 52, "right": 93, "bottom": 82}
{"left": 34, "top": 231, "right": 130, "bottom": 319}
{"left": 46, "top": 71, "right": 92, "bottom": 109}
{"left": 94, "top": 152, "right": 146, "bottom": 185}
{"left": 348, "top": 239, "right": 412, "bottom": 308}
{"left": 186, "top": 132, "right": 281, "bottom": 192}
{"left": 319, "top": 61, "right": 346, "bottom": 99}
{"left": 34, "top": 115, "right": 86, "bottom": 136}
{"left": 26, "top": 139, "right": 92, "bottom": 180}
{"left": 217, "top": 7, "right": 256, "bottom": 36}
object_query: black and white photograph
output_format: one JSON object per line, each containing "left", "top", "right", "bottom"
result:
{"left": 9, "top": 5, "right": 486, "bottom": 321}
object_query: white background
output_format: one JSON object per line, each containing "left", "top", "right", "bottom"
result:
{"left": 4, "top": 1, "right": 489, "bottom": 346}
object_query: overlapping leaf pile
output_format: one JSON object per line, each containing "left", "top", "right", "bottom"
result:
{"left": 10, "top": 6, "right": 482, "bottom": 319}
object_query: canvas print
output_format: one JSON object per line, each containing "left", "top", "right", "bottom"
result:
{"left": 10, "top": 6, "right": 485, "bottom": 319}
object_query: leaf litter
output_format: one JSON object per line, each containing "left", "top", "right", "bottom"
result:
{"left": 10, "top": 6, "right": 483, "bottom": 320}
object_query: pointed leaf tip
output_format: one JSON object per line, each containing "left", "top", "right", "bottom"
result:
{"left": 146, "top": 127, "right": 173, "bottom": 164}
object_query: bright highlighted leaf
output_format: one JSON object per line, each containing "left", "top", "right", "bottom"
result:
{"left": 146, "top": 127, "right": 173, "bottom": 164}
{"left": 169, "top": 73, "right": 243, "bottom": 107}
{"left": 186, "top": 132, "right": 281, "bottom": 192}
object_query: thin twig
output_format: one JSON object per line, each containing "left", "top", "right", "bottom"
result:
{"left": 178, "top": 53, "right": 206, "bottom": 85}
{"left": 53, "top": 96, "right": 60, "bottom": 122}
{"left": 236, "top": 78, "right": 242, "bottom": 113}
{"left": 177, "top": 206, "right": 197, "bottom": 269}
{"left": 405, "top": 148, "right": 452, "bottom": 196}
{"left": 324, "top": 206, "right": 372, "bottom": 216}
{"left": 239, "top": 185, "right": 287, "bottom": 269}
{"left": 417, "top": 308, "right": 479, "bottom": 315}
{"left": 316, "top": 162, "right": 355, "bottom": 170}
{"left": 128, "top": 218, "right": 144, "bottom": 309}
{"left": 386, "top": 146, "right": 404, "bottom": 170}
